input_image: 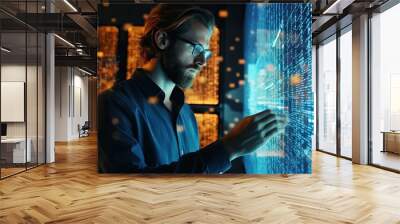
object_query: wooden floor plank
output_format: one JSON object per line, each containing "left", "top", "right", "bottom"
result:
{"left": 1, "top": 134, "right": 400, "bottom": 223}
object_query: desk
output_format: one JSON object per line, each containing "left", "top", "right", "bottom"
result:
{"left": 1, "top": 138, "right": 31, "bottom": 163}
{"left": 381, "top": 131, "right": 400, "bottom": 154}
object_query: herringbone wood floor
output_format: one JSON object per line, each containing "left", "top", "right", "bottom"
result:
{"left": 1, "top": 134, "right": 400, "bottom": 223}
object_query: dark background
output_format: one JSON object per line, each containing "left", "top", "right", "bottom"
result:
{"left": 99, "top": 3, "right": 247, "bottom": 173}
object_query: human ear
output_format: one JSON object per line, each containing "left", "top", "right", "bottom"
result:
{"left": 154, "top": 30, "right": 170, "bottom": 50}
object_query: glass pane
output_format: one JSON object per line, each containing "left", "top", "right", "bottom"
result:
{"left": 317, "top": 37, "right": 337, "bottom": 154}
{"left": 27, "top": 31, "right": 38, "bottom": 169}
{"left": 1, "top": 15, "right": 28, "bottom": 177}
{"left": 38, "top": 32, "right": 45, "bottom": 165}
{"left": 340, "top": 29, "right": 352, "bottom": 158}
{"left": 312, "top": 45, "right": 317, "bottom": 151}
{"left": 371, "top": 3, "right": 400, "bottom": 171}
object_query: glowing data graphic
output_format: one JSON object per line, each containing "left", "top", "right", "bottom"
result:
{"left": 243, "top": 3, "right": 313, "bottom": 174}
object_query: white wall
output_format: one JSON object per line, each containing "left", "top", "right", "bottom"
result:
{"left": 1, "top": 65, "right": 26, "bottom": 139}
{"left": 1, "top": 64, "right": 45, "bottom": 163}
{"left": 55, "top": 66, "right": 70, "bottom": 141}
{"left": 1, "top": 65, "right": 26, "bottom": 127}
{"left": 55, "top": 67, "right": 89, "bottom": 141}
{"left": 1, "top": 65, "right": 42, "bottom": 137}
{"left": 72, "top": 73, "right": 89, "bottom": 138}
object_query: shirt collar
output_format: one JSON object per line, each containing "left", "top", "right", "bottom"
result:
{"left": 131, "top": 68, "right": 185, "bottom": 107}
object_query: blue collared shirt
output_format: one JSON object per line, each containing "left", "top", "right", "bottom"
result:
{"left": 98, "top": 68, "right": 231, "bottom": 173}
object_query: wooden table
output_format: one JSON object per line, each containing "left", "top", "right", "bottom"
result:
{"left": 381, "top": 131, "right": 400, "bottom": 154}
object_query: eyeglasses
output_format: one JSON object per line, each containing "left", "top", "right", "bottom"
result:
{"left": 174, "top": 35, "right": 213, "bottom": 61}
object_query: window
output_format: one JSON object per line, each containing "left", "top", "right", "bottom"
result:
{"left": 371, "top": 3, "right": 400, "bottom": 171}
{"left": 317, "top": 37, "right": 337, "bottom": 154}
{"left": 0, "top": 1, "right": 47, "bottom": 179}
{"left": 339, "top": 29, "right": 352, "bottom": 158}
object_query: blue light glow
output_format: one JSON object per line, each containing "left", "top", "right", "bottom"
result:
{"left": 243, "top": 3, "right": 313, "bottom": 174}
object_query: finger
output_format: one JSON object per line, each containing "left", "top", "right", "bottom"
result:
{"left": 245, "top": 121, "right": 277, "bottom": 142}
{"left": 246, "top": 116, "right": 279, "bottom": 138}
{"left": 261, "top": 117, "right": 287, "bottom": 136}
{"left": 259, "top": 114, "right": 287, "bottom": 129}
{"left": 244, "top": 127, "right": 283, "bottom": 153}
{"left": 252, "top": 109, "right": 272, "bottom": 122}
{"left": 243, "top": 114, "right": 286, "bottom": 140}
{"left": 261, "top": 120, "right": 281, "bottom": 137}
{"left": 273, "top": 118, "right": 288, "bottom": 129}
{"left": 264, "top": 127, "right": 281, "bottom": 139}
{"left": 241, "top": 126, "right": 284, "bottom": 154}
{"left": 243, "top": 112, "right": 276, "bottom": 137}
{"left": 257, "top": 112, "right": 285, "bottom": 123}
{"left": 250, "top": 113, "right": 276, "bottom": 132}
{"left": 243, "top": 121, "right": 275, "bottom": 144}
{"left": 258, "top": 114, "right": 281, "bottom": 129}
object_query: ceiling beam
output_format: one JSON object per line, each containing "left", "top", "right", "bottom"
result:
{"left": 55, "top": 55, "right": 96, "bottom": 71}
{"left": 322, "top": 0, "right": 356, "bottom": 14}
{"left": 67, "top": 13, "right": 97, "bottom": 46}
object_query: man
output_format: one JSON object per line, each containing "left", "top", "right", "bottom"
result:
{"left": 98, "top": 4, "right": 287, "bottom": 173}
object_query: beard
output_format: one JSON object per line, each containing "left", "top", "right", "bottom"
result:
{"left": 160, "top": 48, "right": 198, "bottom": 89}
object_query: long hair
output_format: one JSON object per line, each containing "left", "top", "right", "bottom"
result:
{"left": 140, "top": 4, "right": 215, "bottom": 61}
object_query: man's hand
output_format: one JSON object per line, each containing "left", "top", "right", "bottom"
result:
{"left": 221, "top": 109, "right": 288, "bottom": 161}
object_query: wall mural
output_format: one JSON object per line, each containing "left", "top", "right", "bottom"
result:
{"left": 97, "top": 3, "right": 313, "bottom": 174}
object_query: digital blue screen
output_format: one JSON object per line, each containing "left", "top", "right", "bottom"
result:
{"left": 243, "top": 3, "right": 313, "bottom": 174}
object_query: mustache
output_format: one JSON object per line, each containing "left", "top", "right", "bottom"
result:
{"left": 187, "top": 66, "right": 201, "bottom": 72}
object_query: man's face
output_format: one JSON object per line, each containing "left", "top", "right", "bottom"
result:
{"left": 161, "top": 20, "right": 212, "bottom": 89}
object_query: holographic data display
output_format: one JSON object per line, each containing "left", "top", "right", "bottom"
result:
{"left": 243, "top": 3, "right": 313, "bottom": 174}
